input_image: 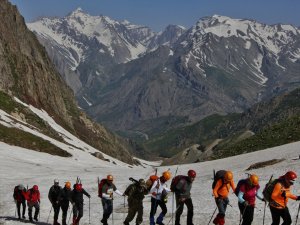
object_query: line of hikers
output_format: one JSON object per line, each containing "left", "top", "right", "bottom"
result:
{"left": 13, "top": 169, "right": 300, "bottom": 225}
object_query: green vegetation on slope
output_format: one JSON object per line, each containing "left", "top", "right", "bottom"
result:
{"left": 0, "top": 91, "right": 63, "bottom": 141}
{"left": 142, "top": 113, "right": 240, "bottom": 157}
{"left": 0, "top": 123, "right": 71, "bottom": 157}
{"left": 214, "top": 116, "right": 300, "bottom": 159}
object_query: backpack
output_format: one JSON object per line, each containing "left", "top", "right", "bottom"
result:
{"left": 212, "top": 170, "right": 226, "bottom": 189}
{"left": 170, "top": 175, "right": 185, "bottom": 192}
{"left": 146, "top": 175, "right": 159, "bottom": 191}
{"left": 234, "top": 179, "right": 248, "bottom": 196}
{"left": 98, "top": 179, "right": 107, "bottom": 198}
{"left": 262, "top": 178, "right": 280, "bottom": 202}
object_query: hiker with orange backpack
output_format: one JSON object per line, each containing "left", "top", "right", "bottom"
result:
{"left": 171, "top": 170, "right": 196, "bottom": 225}
{"left": 236, "top": 174, "right": 264, "bottom": 225}
{"left": 98, "top": 175, "right": 123, "bottom": 225}
{"left": 269, "top": 171, "right": 300, "bottom": 225}
{"left": 212, "top": 170, "right": 235, "bottom": 225}
{"left": 149, "top": 171, "right": 172, "bottom": 225}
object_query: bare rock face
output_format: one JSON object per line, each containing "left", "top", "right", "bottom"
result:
{"left": 0, "top": 0, "right": 134, "bottom": 164}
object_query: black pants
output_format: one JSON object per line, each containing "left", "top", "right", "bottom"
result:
{"left": 28, "top": 202, "right": 40, "bottom": 220}
{"left": 270, "top": 206, "right": 292, "bottom": 225}
{"left": 149, "top": 197, "right": 167, "bottom": 225}
{"left": 101, "top": 198, "right": 113, "bottom": 223}
{"left": 238, "top": 203, "right": 254, "bottom": 225}
{"left": 73, "top": 203, "right": 83, "bottom": 220}
{"left": 17, "top": 201, "right": 26, "bottom": 218}
{"left": 61, "top": 203, "right": 69, "bottom": 225}
{"left": 175, "top": 196, "right": 193, "bottom": 225}
{"left": 53, "top": 203, "right": 61, "bottom": 223}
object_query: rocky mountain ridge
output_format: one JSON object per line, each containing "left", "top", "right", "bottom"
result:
{"left": 0, "top": 0, "right": 135, "bottom": 164}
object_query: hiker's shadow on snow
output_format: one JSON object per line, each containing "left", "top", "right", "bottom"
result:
{"left": 0, "top": 216, "right": 51, "bottom": 225}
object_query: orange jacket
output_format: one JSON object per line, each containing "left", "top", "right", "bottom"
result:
{"left": 271, "top": 182, "right": 297, "bottom": 209}
{"left": 213, "top": 179, "right": 235, "bottom": 198}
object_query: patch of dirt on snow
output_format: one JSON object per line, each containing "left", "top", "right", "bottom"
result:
{"left": 246, "top": 158, "right": 285, "bottom": 170}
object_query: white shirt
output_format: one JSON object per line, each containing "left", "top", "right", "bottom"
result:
{"left": 150, "top": 179, "right": 171, "bottom": 200}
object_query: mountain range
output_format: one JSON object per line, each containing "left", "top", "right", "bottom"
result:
{"left": 27, "top": 9, "right": 300, "bottom": 142}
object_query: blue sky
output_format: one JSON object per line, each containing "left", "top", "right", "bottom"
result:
{"left": 9, "top": 0, "right": 300, "bottom": 32}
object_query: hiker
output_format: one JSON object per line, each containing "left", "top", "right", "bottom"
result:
{"left": 13, "top": 184, "right": 27, "bottom": 219}
{"left": 173, "top": 170, "right": 196, "bottom": 225}
{"left": 123, "top": 179, "right": 148, "bottom": 225}
{"left": 212, "top": 170, "right": 235, "bottom": 225}
{"left": 71, "top": 183, "right": 90, "bottom": 225}
{"left": 149, "top": 171, "right": 172, "bottom": 225}
{"left": 269, "top": 171, "right": 300, "bottom": 225}
{"left": 58, "top": 181, "right": 72, "bottom": 225}
{"left": 27, "top": 185, "right": 40, "bottom": 222}
{"left": 236, "top": 174, "right": 264, "bottom": 225}
{"left": 99, "top": 175, "right": 123, "bottom": 225}
{"left": 48, "top": 179, "right": 62, "bottom": 225}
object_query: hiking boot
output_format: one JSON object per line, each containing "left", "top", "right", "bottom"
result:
{"left": 101, "top": 219, "right": 108, "bottom": 225}
{"left": 213, "top": 216, "right": 219, "bottom": 225}
{"left": 123, "top": 221, "right": 130, "bottom": 225}
{"left": 22, "top": 215, "right": 26, "bottom": 219}
{"left": 34, "top": 217, "right": 38, "bottom": 222}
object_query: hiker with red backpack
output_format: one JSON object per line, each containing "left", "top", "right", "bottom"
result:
{"left": 235, "top": 174, "right": 264, "bottom": 225}
{"left": 268, "top": 171, "right": 300, "bottom": 225}
{"left": 212, "top": 170, "right": 235, "bottom": 225}
{"left": 13, "top": 184, "right": 27, "bottom": 220}
{"left": 27, "top": 185, "right": 41, "bottom": 222}
{"left": 48, "top": 179, "right": 62, "bottom": 225}
{"left": 98, "top": 175, "right": 123, "bottom": 225}
{"left": 149, "top": 171, "right": 172, "bottom": 225}
{"left": 71, "top": 183, "right": 90, "bottom": 225}
{"left": 171, "top": 170, "right": 196, "bottom": 225}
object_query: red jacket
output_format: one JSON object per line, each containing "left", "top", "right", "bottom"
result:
{"left": 27, "top": 189, "right": 40, "bottom": 203}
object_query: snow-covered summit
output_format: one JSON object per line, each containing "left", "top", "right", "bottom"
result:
{"left": 27, "top": 8, "right": 153, "bottom": 70}
{"left": 192, "top": 15, "right": 300, "bottom": 55}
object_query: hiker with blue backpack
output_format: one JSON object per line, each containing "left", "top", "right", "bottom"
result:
{"left": 235, "top": 174, "right": 264, "bottom": 225}
{"left": 267, "top": 171, "right": 300, "bottom": 225}
{"left": 212, "top": 170, "right": 235, "bottom": 225}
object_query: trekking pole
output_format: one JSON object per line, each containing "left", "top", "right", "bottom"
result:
{"left": 88, "top": 201, "right": 91, "bottom": 224}
{"left": 166, "top": 203, "right": 182, "bottom": 225}
{"left": 263, "top": 201, "right": 266, "bottom": 225}
{"left": 47, "top": 206, "right": 53, "bottom": 223}
{"left": 294, "top": 202, "right": 300, "bottom": 225}
{"left": 206, "top": 206, "right": 217, "bottom": 225}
